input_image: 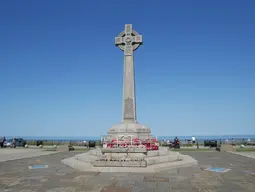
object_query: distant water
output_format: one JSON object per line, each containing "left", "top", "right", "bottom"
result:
{"left": 5, "top": 135, "right": 255, "bottom": 141}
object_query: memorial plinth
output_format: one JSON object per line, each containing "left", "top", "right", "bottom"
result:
{"left": 62, "top": 147, "right": 197, "bottom": 172}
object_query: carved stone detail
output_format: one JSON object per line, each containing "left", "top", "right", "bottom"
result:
{"left": 125, "top": 24, "right": 132, "bottom": 34}
{"left": 115, "top": 24, "right": 142, "bottom": 53}
{"left": 124, "top": 98, "right": 134, "bottom": 119}
{"left": 115, "top": 37, "right": 122, "bottom": 44}
{"left": 124, "top": 44, "right": 133, "bottom": 56}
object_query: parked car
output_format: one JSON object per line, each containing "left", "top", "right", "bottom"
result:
{"left": 77, "top": 140, "right": 89, "bottom": 147}
{"left": 3, "top": 139, "right": 16, "bottom": 148}
{"left": 12, "top": 138, "right": 26, "bottom": 147}
{"left": 88, "top": 140, "right": 96, "bottom": 148}
{"left": 246, "top": 141, "right": 255, "bottom": 146}
{"left": 204, "top": 140, "right": 217, "bottom": 148}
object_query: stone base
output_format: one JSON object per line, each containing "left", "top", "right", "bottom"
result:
{"left": 106, "top": 123, "right": 153, "bottom": 140}
{"left": 61, "top": 147, "right": 197, "bottom": 173}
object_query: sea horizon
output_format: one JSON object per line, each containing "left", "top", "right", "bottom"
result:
{"left": 5, "top": 134, "right": 255, "bottom": 141}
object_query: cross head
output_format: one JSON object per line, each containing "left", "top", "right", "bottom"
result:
{"left": 115, "top": 24, "right": 143, "bottom": 56}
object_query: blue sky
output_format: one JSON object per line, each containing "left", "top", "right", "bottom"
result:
{"left": 0, "top": 0, "right": 254, "bottom": 137}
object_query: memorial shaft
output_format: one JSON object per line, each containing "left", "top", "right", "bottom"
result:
{"left": 123, "top": 53, "right": 136, "bottom": 123}
{"left": 107, "top": 24, "right": 150, "bottom": 139}
{"left": 115, "top": 24, "right": 142, "bottom": 124}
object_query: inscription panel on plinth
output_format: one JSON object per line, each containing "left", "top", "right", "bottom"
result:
{"left": 124, "top": 97, "right": 134, "bottom": 119}
{"left": 137, "top": 128, "right": 149, "bottom": 132}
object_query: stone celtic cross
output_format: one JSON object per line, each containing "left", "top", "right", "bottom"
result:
{"left": 115, "top": 24, "right": 143, "bottom": 123}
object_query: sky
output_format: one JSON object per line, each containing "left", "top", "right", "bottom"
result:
{"left": 0, "top": 0, "right": 254, "bottom": 137}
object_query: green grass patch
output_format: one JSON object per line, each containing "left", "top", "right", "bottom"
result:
{"left": 170, "top": 148, "right": 214, "bottom": 152}
{"left": 43, "top": 148, "right": 56, "bottom": 151}
{"left": 236, "top": 147, "right": 255, "bottom": 152}
{"left": 43, "top": 147, "right": 92, "bottom": 152}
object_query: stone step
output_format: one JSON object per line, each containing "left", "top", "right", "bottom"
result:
{"left": 61, "top": 157, "right": 93, "bottom": 170}
{"left": 62, "top": 154, "right": 198, "bottom": 173}
{"left": 147, "top": 155, "right": 198, "bottom": 172}
{"left": 145, "top": 155, "right": 183, "bottom": 165}
{"left": 75, "top": 154, "right": 99, "bottom": 163}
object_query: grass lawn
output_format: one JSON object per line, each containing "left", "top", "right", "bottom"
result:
{"left": 43, "top": 147, "right": 92, "bottom": 152}
{"left": 170, "top": 148, "right": 214, "bottom": 152}
{"left": 236, "top": 147, "right": 255, "bottom": 152}
{"left": 170, "top": 147, "right": 255, "bottom": 152}
{"left": 43, "top": 148, "right": 56, "bottom": 151}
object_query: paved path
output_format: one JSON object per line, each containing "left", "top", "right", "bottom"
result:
{"left": 0, "top": 151, "right": 254, "bottom": 191}
{"left": 228, "top": 151, "right": 255, "bottom": 159}
{"left": 0, "top": 149, "right": 56, "bottom": 162}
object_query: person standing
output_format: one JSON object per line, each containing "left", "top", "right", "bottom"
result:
{"left": 0, "top": 137, "right": 3, "bottom": 148}
{"left": 0, "top": 136, "right": 6, "bottom": 148}
{"left": 192, "top": 136, "right": 196, "bottom": 144}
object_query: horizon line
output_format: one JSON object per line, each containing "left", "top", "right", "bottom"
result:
{"left": 5, "top": 134, "right": 255, "bottom": 138}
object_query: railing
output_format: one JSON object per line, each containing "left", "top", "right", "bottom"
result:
{"left": 25, "top": 140, "right": 102, "bottom": 146}
{"left": 17, "top": 137, "right": 255, "bottom": 147}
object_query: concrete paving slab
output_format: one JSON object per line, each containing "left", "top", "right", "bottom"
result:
{"left": 0, "top": 151, "right": 255, "bottom": 191}
{"left": 0, "top": 149, "right": 57, "bottom": 162}
{"left": 228, "top": 151, "right": 255, "bottom": 159}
